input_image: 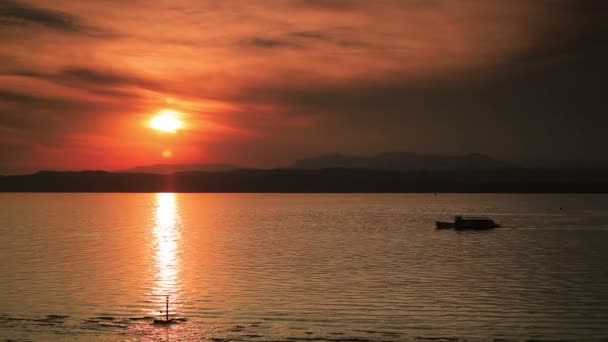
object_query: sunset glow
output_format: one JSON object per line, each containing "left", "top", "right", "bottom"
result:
{"left": 0, "top": 0, "right": 604, "bottom": 174}
{"left": 150, "top": 110, "right": 183, "bottom": 133}
{"left": 0, "top": 1, "right": 607, "bottom": 340}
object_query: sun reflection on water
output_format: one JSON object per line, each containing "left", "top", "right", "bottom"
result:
{"left": 152, "top": 192, "right": 182, "bottom": 314}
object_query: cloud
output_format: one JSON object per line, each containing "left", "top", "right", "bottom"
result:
{"left": 0, "top": 85, "right": 151, "bottom": 174}
{"left": 0, "top": 89, "right": 78, "bottom": 108}
{"left": 245, "top": 29, "right": 369, "bottom": 52}
{"left": 297, "top": 0, "right": 439, "bottom": 12}
{"left": 500, "top": 0, "right": 607, "bottom": 72}
{"left": 291, "top": 31, "right": 325, "bottom": 40}
{"left": 247, "top": 37, "right": 300, "bottom": 49}
{"left": 0, "top": 0, "right": 117, "bottom": 38}
{"left": 1, "top": 0, "right": 607, "bottom": 172}
{"left": 57, "top": 67, "right": 160, "bottom": 92}
{"left": 3, "top": 66, "right": 161, "bottom": 97}
{"left": 63, "top": 68, "right": 140, "bottom": 85}
{"left": 219, "top": 0, "right": 608, "bottom": 162}
{"left": 0, "top": 0, "right": 83, "bottom": 32}
{"left": 297, "top": 0, "right": 361, "bottom": 11}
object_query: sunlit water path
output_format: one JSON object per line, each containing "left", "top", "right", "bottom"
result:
{"left": 1, "top": 193, "right": 608, "bottom": 341}
{"left": 151, "top": 193, "right": 182, "bottom": 317}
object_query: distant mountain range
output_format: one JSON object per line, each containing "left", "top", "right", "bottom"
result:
{"left": 289, "top": 152, "right": 513, "bottom": 171}
{"left": 2, "top": 152, "right": 608, "bottom": 193}
{"left": 120, "top": 152, "right": 514, "bottom": 175}
{"left": 2, "top": 167, "right": 608, "bottom": 193}
{"left": 2, "top": 151, "right": 606, "bottom": 181}
{"left": 121, "top": 163, "right": 241, "bottom": 174}
{"left": 3, "top": 151, "right": 608, "bottom": 192}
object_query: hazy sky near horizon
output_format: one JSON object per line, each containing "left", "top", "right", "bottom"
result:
{"left": 0, "top": 0, "right": 606, "bottom": 173}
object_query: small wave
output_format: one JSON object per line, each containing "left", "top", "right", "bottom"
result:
{"left": 128, "top": 316, "right": 155, "bottom": 321}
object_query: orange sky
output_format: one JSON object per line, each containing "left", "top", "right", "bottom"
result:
{"left": 0, "top": 0, "right": 606, "bottom": 174}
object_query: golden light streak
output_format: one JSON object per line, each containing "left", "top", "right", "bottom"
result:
{"left": 152, "top": 193, "right": 182, "bottom": 315}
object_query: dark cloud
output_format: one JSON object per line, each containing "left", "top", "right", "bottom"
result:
{"left": 226, "top": 0, "right": 608, "bottom": 162}
{"left": 59, "top": 67, "right": 159, "bottom": 90}
{"left": 248, "top": 30, "right": 368, "bottom": 51}
{"left": 0, "top": 89, "right": 78, "bottom": 108}
{"left": 297, "top": 0, "right": 436, "bottom": 12}
{"left": 291, "top": 31, "right": 326, "bottom": 40}
{"left": 499, "top": 0, "right": 607, "bottom": 72}
{"left": 0, "top": 89, "right": 101, "bottom": 130}
{"left": 3, "top": 66, "right": 160, "bottom": 96}
{"left": 297, "top": 0, "right": 361, "bottom": 11}
{"left": 247, "top": 37, "right": 301, "bottom": 49}
{"left": 0, "top": 87, "right": 134, "bottom": 121}
{"left": 64, "top": 68, "right": 136, "bottom": 85}
{"left": 0, "top": 0, "right": 83, "bottom": 32}
{"left": 290, "top": 30, "right": 367, "bottom": 48}
{"left": 0, "top": 0, "right": 117, "bottom": 38}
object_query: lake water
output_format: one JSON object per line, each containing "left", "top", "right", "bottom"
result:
{"left": 1, "top": 193, "right": 607, "bottom": 341}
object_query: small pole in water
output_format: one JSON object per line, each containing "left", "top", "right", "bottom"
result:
{"left": 153, "top": 295, "right": 177, "bottom": 325}
{"left": 165, "top": 295, "right": 169, "bottom": 322}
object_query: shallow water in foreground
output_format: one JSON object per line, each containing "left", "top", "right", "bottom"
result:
{"left": 1, "top": 193, "right": 607, "bottom": 341}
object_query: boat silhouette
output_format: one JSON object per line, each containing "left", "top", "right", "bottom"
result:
{"left": 436, "top": 216, "right": 501, "bottom": 230}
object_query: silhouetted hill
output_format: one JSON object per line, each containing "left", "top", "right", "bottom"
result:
{"left": 2, "top": 168, "right": 608, "bottom": 193}
{"left": 522, "top": 159, "right": 608, "bottom": 169}
{"left": 291, "top": 152, "right": 512, "bottom": 171}
{"left": 121, "top": 163, "right": 241, "bottom": 174}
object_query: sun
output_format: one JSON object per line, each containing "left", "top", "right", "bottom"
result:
{"left": 150, "top": 110, "right": 183, "bottom": 132}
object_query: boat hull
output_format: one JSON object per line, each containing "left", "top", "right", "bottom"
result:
{"left": 455, "top": 220, "right": 500, "bottom": 230}
{"left": 454, "top": 224, "right": 498, "bottom": 230}
{"left": 436, "top": 217, "right": 501, "bottom": 230}
{"left": 435, "top": 221, "right": 455, "bottom": 229}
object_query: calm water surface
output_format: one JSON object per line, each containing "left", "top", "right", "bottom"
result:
{"left": 0, "top": 193, "right": 607, "bottom": 341}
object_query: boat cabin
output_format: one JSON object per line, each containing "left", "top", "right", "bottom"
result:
{"left": 454, "top": 216, "right": 500, "bottom": 229}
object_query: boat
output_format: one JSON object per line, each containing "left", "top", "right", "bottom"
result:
{"left": 436, "top": 216, "right": 500, "bottom": 230}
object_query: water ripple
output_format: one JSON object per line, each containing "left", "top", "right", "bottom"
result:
{"left": 1, "top": 193, "right": 608, "bottom": 341}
